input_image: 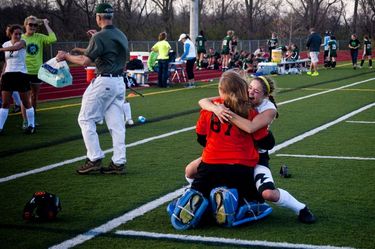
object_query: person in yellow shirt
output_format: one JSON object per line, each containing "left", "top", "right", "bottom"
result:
{"left": 151, "top": 32, "right": 171, "bottom": 88}
{"left": 21, "top": 16, "right": 57, "bottom": 128}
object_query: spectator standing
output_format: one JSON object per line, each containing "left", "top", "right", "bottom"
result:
{"left": 56, "top": 3, "right": 130, "bottom": 174}
{"left": 348, "top": 34, "right": 361, "bottom": 69}
{"left": 0, "top": 24, "right": 35, "bottom": 134}
{"left": 22, "top": 16, "right": 57, "bottom": 128}
{"left": 151, "top": 32, "right": 171, "bottom": 88}
{"left": 221, "top": 30, "right": 233, "bottom": 71}
{"left": 195, "top": 30, "right": 207, "bottom": 70}
{"left": 360, "top": 35, "right": 372, "bottom": 69}
{"left": 177, "top": 33, "right": 196, "bottom": 88}
{"left": 328, "top": 35, "right": 338, "bottom": 68}
{"left": 267, "top": 32, "right": 278, "bottom": 62}
{"left": 321, "top": 31, "right": 331, "bottom": 67}
{"left": 306, "top": 28, "right": 322, "bottom": 76}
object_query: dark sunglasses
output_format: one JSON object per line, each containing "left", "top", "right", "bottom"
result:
{"left": 28, "top": 23, "right": 38, "bottom": 27}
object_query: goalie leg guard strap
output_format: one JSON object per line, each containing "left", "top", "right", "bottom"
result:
{"left": 169, "top": 188, "right": 208, "bottom": 230}
{"left": 210, "top": 187, "right": 239, "bottom": 227}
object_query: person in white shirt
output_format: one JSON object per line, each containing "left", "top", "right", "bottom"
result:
{"left": 0, "top": 24, "right": 35, "bottom": 134}
{"left": 177, "top": 33, "right": 197, "bottom": 88}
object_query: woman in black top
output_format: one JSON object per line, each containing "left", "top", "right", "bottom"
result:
{"left": 348, "top": 34, "right": 361, "bottom": 69}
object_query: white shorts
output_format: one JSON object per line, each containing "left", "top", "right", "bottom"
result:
{"left": 309, "top": 52, "right": 319, "bottom": 63}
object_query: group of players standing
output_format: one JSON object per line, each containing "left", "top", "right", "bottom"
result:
{"left": 322, "top": 31, "right": 372, "bottom": 70}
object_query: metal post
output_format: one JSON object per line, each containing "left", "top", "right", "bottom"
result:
{"left": 190, "top": 0, "right": 199, "bottom": 42}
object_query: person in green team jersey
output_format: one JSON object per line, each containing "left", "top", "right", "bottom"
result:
{"left": 195, "top": 30, "right": 207, "bottom": 70}
{"left": 267, "top": 32, "right": 279, "bottom": 62}
{"left": 360, "top": 35, "right": 372, "bottom": 69}
{"left": 21, "top": 16, "right": 57, "bottom": 128}
{"left": 221, "top": 30, "right": 233, "bottom": 71}
{"left": 328, "top": 35, "right": 337, "bottom": 68}
{"left": 348, "top": 34, "right": 361, "bottom": 69}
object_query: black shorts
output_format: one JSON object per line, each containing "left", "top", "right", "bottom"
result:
{"left": 191, "top": 162, "right": 262, "bottom": 204}
{"left": 1, "top": 72, "right": 30, "bottom": 92}
{"left": 27, "top": 74, "right": 42, "bottom": 84}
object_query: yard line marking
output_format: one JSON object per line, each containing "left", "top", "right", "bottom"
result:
{"left": 277, "top": 77, "right": 375, "bottom": 106}
{"left": 346, "top": 120, "right": 375, "bottom": 124}
{"left": 115, "top": 230, "right": 356, "bottom": 249}
{"left": 269, "top": 102, "right": 375, "bottom": 154}
{"left": 49, "top": 188, "right": 185, "bottom": 249}
{"left": 276, "top": 154, "right": 375, "bottom": 161}
{"left": 49, "top": 103, "right": 372, "bottom": 249}
{"left": 0, "top": 127, "right": 195, "bottom": 184}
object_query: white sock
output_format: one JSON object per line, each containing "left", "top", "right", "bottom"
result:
{"left": 122, "top": 102, "right": 132, "bottom": 121}
{"left": 185, "top": 176, "right": 194, "bottom": 185}
{"left": 12, "top": 91, "right": 21, "bottom": 106}
{"left": 0, "top": 108, "right": 9, "bottom": 129}
{"left": 26, "top": 107, "right": 35, "bottom": 127}
{"left": 275, "top": 188, "right": 305, "bottom": 214}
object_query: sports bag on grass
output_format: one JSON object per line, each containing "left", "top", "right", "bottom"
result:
{"left": 38, "top": 57, "right": 72, "bottom": 88}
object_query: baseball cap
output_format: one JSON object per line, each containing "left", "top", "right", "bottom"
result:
{"left": 178, "top": 33, "right": 187, "bottom": 41}
{"left": 95, "top": 3, "right": 114, "bottom": 14}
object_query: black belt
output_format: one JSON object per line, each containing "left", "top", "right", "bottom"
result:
{"left": 97, "top": 73, "right": 123, "bottom": 77}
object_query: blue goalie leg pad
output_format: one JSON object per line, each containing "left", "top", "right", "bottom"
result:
{"left": 232, "top": 201, "right": 272, "bottom": 227}
{"left": 210, "top": 187, "right": 239, "bottom": 227}
{"left": 170, "top": 188, "right": 208, "bottom": 230}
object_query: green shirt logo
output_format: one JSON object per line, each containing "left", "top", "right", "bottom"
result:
{"left": 27, "top": 43, "right": 39, "bottom": 56}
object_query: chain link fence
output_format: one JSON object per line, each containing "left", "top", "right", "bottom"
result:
{"left": 46, "top": 38, "right": 348, "bottom": 59}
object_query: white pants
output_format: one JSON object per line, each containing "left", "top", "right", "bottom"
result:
{"left": 78, "top": 76, "right": 126, "bottom": 165}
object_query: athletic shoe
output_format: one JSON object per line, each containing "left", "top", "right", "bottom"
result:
{"left": 306, "top": 71, "right": 312, "bottom": 75}
{"left": 358, "top": 65, "right": 362, "bottom": 69}
{"left": 214, "top": 191, "right": 226, "bottom": 225}
{"left": 298, "top": 206, "right": 316, "bottom": 224}
{"left": 100, "top": 161, "right": 126, "bottom": 174}
{"left": 24, "top": 126, "right": 35, "bottom": 135}
{"left": 76, "top": 158, "right": 102, "bottom": 174}
{"left": 12, "top": 105, "right": 21, "bottom": 113}
{"left": 370, "top": 66, "right": 373, "bottom": 69}
{"left": 179, "top": 194, "right": 202, "bottom": 224}
{"left": 311, "top": 71, "right": 319, "bottom": 76}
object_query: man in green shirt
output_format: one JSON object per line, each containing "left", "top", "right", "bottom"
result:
{"left": 57, "top": 3, "right": 130, "bottom": 175}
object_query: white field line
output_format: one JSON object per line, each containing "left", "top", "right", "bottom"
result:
{"left": 269, "top": 103, "right": 375, "bottom": 154}
{"left": 0, "top": 127, "right": 195, "bottom": 184}
{"left": 49, "top": 103, "right": 373, "bottom": 249}
{"left": 3, "top": 77, "right": 375, "bottom": 184}
{"left": 49, "top": 188, "right": 185, "bottom": 249}
{"left": 115, "top": 230, "right": 356, "bottom": 249}
{"left": 277, "top": 77, "right": 375, "bottom": 106}
{"left": 276, "top": 154, "right": 375, "bottom": 161}
{"left": 346, "top": 120, "right": 375, "bottom": 124}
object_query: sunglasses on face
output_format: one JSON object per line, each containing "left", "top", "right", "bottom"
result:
{"left": 28, "top": 23, "right": 38, "bottom": 27}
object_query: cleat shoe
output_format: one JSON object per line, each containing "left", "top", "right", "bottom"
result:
{"left": 24, "top": 126, "right": 35, "bottom": 134}
{"left": 299, "top": 206, "right": 316, "bottom": 224}
{"left": 179, "top": 194, "right": 202, "bottom": 224}
{"left": 12, "top": 105, "right": 21, "bottom": 113}
{"left": 77, "top": 158, "right": 102, "bottom": 174}
{"left": 214, "top": 192, "right": 226, "bottom": 225}
{"left": 100, "top": 161, "right": 126, "bottom": 174}
{"left": 306, "top": 71, "right": 312, "bottom": 75}
{"left": 311, "top": 71, "right": 319, "bottom": 76}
